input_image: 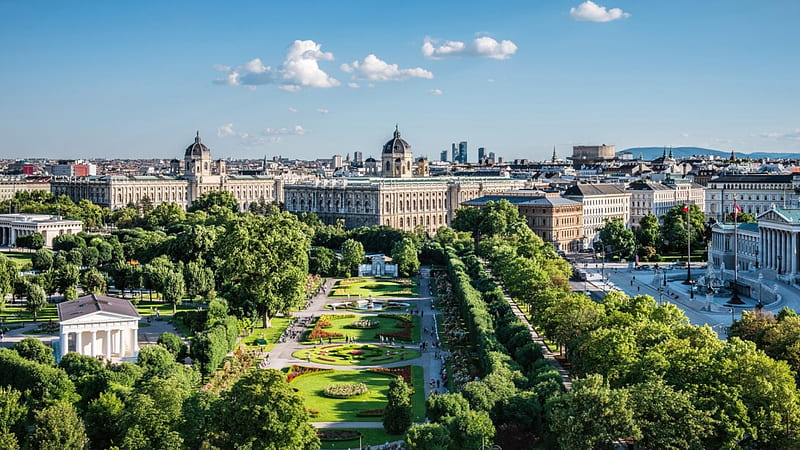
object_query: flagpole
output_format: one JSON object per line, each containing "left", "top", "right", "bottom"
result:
{"left": 729, "top": 195, "right": 743, "bottom": 304}
{"left": 684, "top": 202, "right": 693, "bottom": 299}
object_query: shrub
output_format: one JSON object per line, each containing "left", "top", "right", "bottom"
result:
{"left": 316, "top": 320, "right": 333, "bottom": 328}
{"left": 368, "top": 366, "right": 413, "bottom": 384}
{"left": 286, "top": 365, "right": 333, "bottom": 383}
{"left": 357, "top": 408, "right": 385, "bottom": 417}
{"left": 307, "top": 327, "right": 343, "bottom": 340}
{"left": 323, "top": 382, "right": 368, "bottom": 398}
{"left": 317, "top": 429, "right": 362, "bottom": 441}
{"left": 378, "top": 313, "right": 413, "bottom": 323}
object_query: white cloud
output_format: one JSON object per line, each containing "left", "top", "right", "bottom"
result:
{"left": 570, "top": 1, "right": 631, "bottom": 22}
{"left": 429, "top": 89, "right": 443, "bottom": 95}
{"left": 341, "top": 54, "right": 433, "bottom": 82}
{"left": 348, "top": 82, "right": 360, "bottom": 88}
{"left": 280, "top": 40, "right": 340, "bottom": 90}
{"left": 422, "top": 36, "right": 517, "bottom": 60}
{"left": 217, "top": 123, "right": 248, "bottom": 138}
{"left": 263, "top": 125, "right": 306, "bottom": 136}
{"left": 213, "top": 40, "right": 339, "bottom": 91}
{"left": 316, "top": 108, "right": 329, "bottom": 115}
{"left": 487, "top": 78, "right": 496, "bottom": 83}
{"left": 760, "top": 129, "right": 800, "bottom": 141}
{"left": 681, "top": 132, "right": 690, "bottom": 138}
{"left": 288, "top": 107, "right": 298, "bottom": 113}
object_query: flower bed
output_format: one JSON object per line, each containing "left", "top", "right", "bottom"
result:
{"left": 307, "top": 326, "right": 343, "bottom": 340}
{"left": 316, "top": 320, "right": 333, "bottom": 328}
{"left": 317, "top": 429, "right": 362, "bottom": 441}
{"left": 375, "top": 321, "right": 413, "bottom": 341}
{"left": 368, "top": 366, "right": 413, "bottom": 384}
{"left": 349, "top": 319, "right": 380, "bottom": 329}
{"left": 308, "top": 408, "right": 320, "bottom": 417}
{"left": 323, "top": 382, "right": 368, "bottom": 398}
{"left": 286, "top": 365, "right": 333, "bottom": 383}
{"left": 356, "top": 408, "right": 385, "bottom": 417}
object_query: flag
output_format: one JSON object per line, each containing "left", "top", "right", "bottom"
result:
{"left": 682, "top": 204, "right": 689, "bottom": 212}
{"left": 734, "top": 204, "right": 742, "bottom": 218}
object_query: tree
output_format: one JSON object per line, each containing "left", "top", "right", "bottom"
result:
{"left": 405, "top": 423, "right": 449, "bottom": 450}
{"left": 54, "top": 264, "right": 80, "bottom": 296}
{"left": 0, "top": 254, "right": 14, "bottom": 313}
{"left": 661, "top": 203, "right": 706, "bottom": 254}
{"left": 188, "top": 191, "right": 239, "bottom": 213}
{"left": 0, "top": 386, "right": 26, "bottom": 434}
{"left": 211, "top": 369, "right": 320, "bottom": 449}
{"left": 724, "top": 211, "right": 757, "bottom": 223}
{"left": 85, "top": 391, "right": 125, "bottom": 450}
{"left": 595, "top": 218, "right": 636, "bottom": 260}
{"left": 158, "top": 332, "right": 187, "bottom": 361}
{"left": 547, "top": 374, "right": 640, "bottom": 450}
{"left": 27, "top": 402, "right": 89, "bottom": 450}
{"left": 137, "top": 344, "right": 176, "bottom": 374}
{"left": 309, "top": 246, "right": 336, "bottom": 276}
{"left": 216, "top": 212, "right": 310, "bottom": 328}
{"left": 426, "top": 393, "right": 470, "bottom": 423}
{"left": 31, "top": 248, "right": 54, "bottom": 271}
{"left": 340, "top": 238, "right": 365, "bottom": 276}
{"left": 81, "top": 268, "right": 107, "bottom": 295}
{"left": 391, "top": 237, "right": 420, "bottom": 277}
{"left": 628, "top": 379, "right": 713, "bottom": 449}
{"left": 26, "top": 283, "right": 46, "bottom": 321}
{"left": 634, "top": 214, "right": 662, "bottom": 251}
{"left": 162, "top": 269, "right": 186, "bottom": 314}
{"left": 383, "top": 377, "right": 413, "bottom": 434}
{"left": 13, "top": 337, "right": 54, "bottom": 365}
{"left": 183, "top": 261, "right": 214, "bottom": 299}
{"left": 445, "top": 410, "right": 495, "bottom": 450}
{"left": 15, "top": 232, "right": 44, "bottom": 251}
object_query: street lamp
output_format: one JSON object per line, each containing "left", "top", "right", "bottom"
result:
{"left": 757, "top": 272, "right": 764, "bottom": 309}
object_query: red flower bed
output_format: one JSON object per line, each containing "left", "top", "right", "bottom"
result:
{"left": 308, "top": 326, "right": 344, "bottom": 340}
{"left": 356, "top": 408, "right": 385, "bottom": 417}
{"left": 368, "top": 365, "right": 412, "bottom": 384}
{"left": 350, "top": 350, "right": 364, "bottom": 355}
{"left": 317, "top": 320, "right": 333, "bottom": 328}
{"left": 286, "top": 365, "right": 332, "bottom": 383}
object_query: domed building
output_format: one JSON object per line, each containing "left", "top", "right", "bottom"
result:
{"left": 184, "top": 131, "right": 213, "bottom": 178}
{"left": 382, "top": 126, "right": 414, "bottom": 178}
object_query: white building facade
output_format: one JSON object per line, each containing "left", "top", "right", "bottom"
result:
{"left": 563, "top": 183, "right": 631, "bottom": 248}
{"left": 57, "top": 295, "right": 141, "bottom": 362}
{"left": 0, "top": 213, "right": 83, "bottom": 248}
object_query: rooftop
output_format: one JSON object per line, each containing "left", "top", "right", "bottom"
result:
{"left": 58, "top": 294, "right": 140, "bottom": 321}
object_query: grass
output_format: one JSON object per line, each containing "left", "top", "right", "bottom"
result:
{"left": 133, "top": 300, "right": 198, "bottom": 317}
{"left": 240, "top": 317, "right": 293, "bottom": 351}
{"left": 2, "top": 251, "right": 33, "bottom": 270}
{"left": 293, "top": 344, "right": 421, "bottom": 366}
{"left": 301, "top": 315, "right": 420, "bottom": 344}
{"left": 316, "top": 428, "right": 405, "bottom": 449}
{"left": 330, "top": 277, "right": 418, "bottom": 298}
{"left": 291, "top": 366, "right": 426, "bottom": 423}
{"left": 1, "top": 302, "right": 59, "bottom": 325}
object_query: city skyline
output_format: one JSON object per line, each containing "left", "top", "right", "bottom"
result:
{"left": 1, "top": 0, "right": 798, "bottom": 161}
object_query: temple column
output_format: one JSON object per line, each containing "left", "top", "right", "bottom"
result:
{"left": 90, "top": 331, "right": 97, "bottom": 357}
{"left": 60, "top": 331, "right": 69, "bottom": 358}
{"left": 130, "top": 328, "right": 138, "bottom": 357}
{"left": 105, "top": 329, "right": 112, "bottom": 360}
{"left": 792, "top": 233, "right": 798, "bottom": 275}
{"left": 75, "top": 331, "right": 83, "bottom": 355}
{"left": 770, "top": 230, "right": 775, "bottom": 270}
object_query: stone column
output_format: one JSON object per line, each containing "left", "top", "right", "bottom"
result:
{"left": 129, "top": 328, "right": 138, "bottom": 357}
{"left": 793, "top": 232, "right": 798, "bottom": 275}
{"left": 104, "top": 329, "right": 111, "bottom": 360}
{"left": 769, "top": 230, "right": 774, "bottom": 270}
{"left": 75, "top": 331, "right": 83, "bottom": 355}
{"left": 90, "top": 330, "right": 97, "bottom": 357}
{"left": 60, "top": 331, "right": 69, "bottom": 358}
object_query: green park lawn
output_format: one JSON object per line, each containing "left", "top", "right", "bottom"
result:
{"left": 240, "top": 317, "right": 293, "bottom": 351}
{"left": 301, "top": 314, "right": 420, "bottom": 344}
{"left": 1, "top": 302, "right": 58, "bottom": 325}
{"left": 292, "top": 344, "right": 421, "bottom": 366}
{"left": 3, "top": 251, "right": 33, "bottom": 270}
{"left": 317, "top": 428, "right": 406, "bottom": 449}
{"left": 290, "top": 366, "right": 425, "bottom": 423}
{"left": 330, "top": 277, "right": 418, "bottom": 298}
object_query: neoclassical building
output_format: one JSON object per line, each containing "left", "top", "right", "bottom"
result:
{"left": 0, "top": 213, "right": 83, "bottom": 248}
{"left": 563, "top": 183, "right": 631, "bottom": 248}
{"left": 51, "top": 133, "right": 282, "bottom": 211}
{"left": 709, "top": 207, "right": 800, "bottom": 284}
{"left": 57, "top": 294, "right": 140, "bottom": 362}
{"left": 705, "top": 174, "right": 800, "bottom": 222}
{"left": 284, "top": 128, "right": 526, "bottom": 233}
{"left": 627, "top": 179, "right": 705, "bottom": 227}
{"left": 462, "top": 193, "right": 584, "bottom": 252}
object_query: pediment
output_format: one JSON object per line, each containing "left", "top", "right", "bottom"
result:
{"left": 60, "top": 311, "right": 139, "bottom": 325}
{"left": 757, "top": 210, "right": 788, "bottom": 224}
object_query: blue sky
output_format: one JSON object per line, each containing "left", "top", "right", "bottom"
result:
{"left": 1, "top": 0, "right": 798, "bottom": 161}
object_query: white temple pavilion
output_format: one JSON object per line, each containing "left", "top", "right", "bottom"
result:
{"left": 57, "top": 294, "right": 140, "bottom": 362}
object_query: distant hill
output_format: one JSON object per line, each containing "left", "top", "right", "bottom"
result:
{"left": 619, "top": 147, "right": 800, "bottom": 161}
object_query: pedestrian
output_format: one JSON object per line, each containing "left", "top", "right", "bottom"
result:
{"left": 307, "top": 353, "right": 311, "bottom": 363}
{"left": 436, "top": 380, "right": 440, "bottom": 388}
{"left": 637, "top": 286, "right": 640, "bottom": 293}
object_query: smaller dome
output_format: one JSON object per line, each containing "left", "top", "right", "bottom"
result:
{"left": 185, "top": 131, "right": 211, "bottom": 158}
{"left": 382, "top": 125, "right": 411, "bottom": 155}
{"left": 365, "top": 157, "right": 377, "bottom": 163}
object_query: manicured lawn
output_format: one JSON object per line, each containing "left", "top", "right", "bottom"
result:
{"left": 301, "top": 314, "right": 420, "bottom": 344}
{"left": 330, "top": 277, "right": 418, "bottom": 298}
{"left": 3, "top": 251, "right": 33, "bottom": 270}
{"left": 316, "top": 428, "right": 405, "bottom": 449}
{"left": 291, "top": 366, "right": 426, "bottom": 423}
{"left": 293, "top": 344, "right": 421, "bottom": 366}
{"left": 1, "top": 302, "right": 58, "bottom": 325}
{"left": 240, "top": 317, "right": 293, "bottom": 351}
{"left": 133, "top": 300, "right": 198, "bottom": 318}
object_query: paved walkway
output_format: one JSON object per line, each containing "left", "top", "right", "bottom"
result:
{"left": 264, "top": 269, "right": 447, "bottom": 429}
{"left": 480, "top": 259, "right": 572, "bottom": 390}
